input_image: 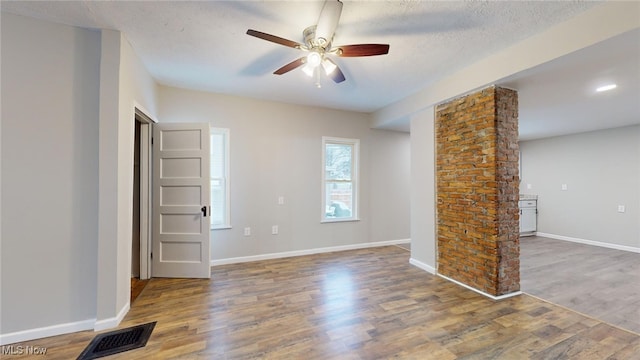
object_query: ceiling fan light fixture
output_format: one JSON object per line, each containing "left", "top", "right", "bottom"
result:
{"left": 322, "top": 58, "right": 337, "bottom": 75}
{"left": 306, "top": 51, "right": 322, "bottom": 68}
{"left": 302, "top": 65, "right": 314, "bottom": 77}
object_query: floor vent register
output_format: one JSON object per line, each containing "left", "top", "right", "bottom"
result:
{"left": 77, "top": 322, "right": 156, "bottom": 360}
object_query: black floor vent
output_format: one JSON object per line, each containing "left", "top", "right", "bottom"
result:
{"left": 77, "top": 322, "right": 156, "bottom": 360}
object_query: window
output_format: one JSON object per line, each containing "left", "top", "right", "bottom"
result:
{"left": 211, "top": 128, "right": 230, "bottom": 229}
{"left": 322, "top": 136, "right": 359, "bottom": 222}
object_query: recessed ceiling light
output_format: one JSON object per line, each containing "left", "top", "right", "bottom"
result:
{"left": 596, "top": 84, "right": 617, "bottom": 92}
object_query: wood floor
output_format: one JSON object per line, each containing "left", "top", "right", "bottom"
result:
{"left": 131, "top": 277, "right": 150, "bottom": 304}
{"left": 520, "top": 235, "right": 640, "bottom": 334}
{"left": 4, "top": 246, "right": 639, "bottom": 359}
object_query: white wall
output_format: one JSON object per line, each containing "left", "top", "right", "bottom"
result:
{"left": 158, "top": 86, "right": 410, "bottom": 260}
{"left": 0, "top": 12, "right": 158, "bottom": 342}
{"left": 369, "top": 129, "right": 411, "bottom": 243}
{"left": 520, "top": 125, "right": 640, "bottom": 249}
{"left": 96, "top": 30, "right": 159, "bottom": 328}
{"left": 409, "top": 108, "right": 436, "bottom": 272}
{"left": 1, "top": 13, "right": 100, "bottom": 336}
{"left": 115, "top": 32, "right": 158, "bottom": 322}
{"left": 96, "top": 28, "right": 121, "bottom": 330}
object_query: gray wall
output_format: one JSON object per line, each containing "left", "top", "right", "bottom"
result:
{"left": 95, "top": 29, "right": 159, "bottom": 328}
{"left": 158, "top": 86, "right": 411, "bottom": 260}
{"left": 369, "top": 129, "right": 411, "bottom": 243}
{"left": 1, "top": 13, "right": 159, "bottom": 340}
{"left": 410, "top": 108, "right": 437, "bottom": 271}
{"left": 1, "top": 13, "right": 100, "bottom": 333}
{"left": 520, "top": 125, "right": 640, "bottom": 248}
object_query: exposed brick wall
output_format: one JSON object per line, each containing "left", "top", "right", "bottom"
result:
{"left": 435, "top": 86, "right": 520, "bottom": 296}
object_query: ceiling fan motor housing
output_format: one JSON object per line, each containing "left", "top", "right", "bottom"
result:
{"left": 304, "top": 25, "right": 332, "bottom": 49}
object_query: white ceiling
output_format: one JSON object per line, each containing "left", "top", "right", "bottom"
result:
{"left": 2, "top": 1, "right": 638, "bottom": 140}
{"left": 500, "top": 27, "right": 640, "bottom": 141}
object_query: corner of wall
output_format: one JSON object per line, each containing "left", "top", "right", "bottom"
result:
{"left": 96, "top": 28, "right": 122, "bottom": 323}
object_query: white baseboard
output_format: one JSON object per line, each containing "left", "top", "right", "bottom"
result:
{"left": 94, "top": 301, "right": 130, "bottom": 332}
{"left": 536, "top": 232, "right": 640, "bottom": 253}
{"left": 1, "top": 301, "right": 130, "bottom": 345}
{"left": 409, "top": 258, "right": 436, "bottom": 274}
{"left": 437, "top": 274, "right": 522, "bottom": 301}
{"left": 0, "top": 318, "right": 95, "bottom": 346}
{"left": 211, "top": 239, "right": 411, "bottom": 266}
{"left": 407, "top": 259, "right": 522, "bottom": 300}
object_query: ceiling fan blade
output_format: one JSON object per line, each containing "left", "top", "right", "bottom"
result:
{"left": 322, "top": 58, "right": 345, "bottom": 83}
{"left": 336, "top": 44, "right": 390, "bottom": 57}
{"left": 315, "top": 0, "right": 343, "bottom": 47}
{"left": 328, "top": 64, "right": 346, "bottom": 83}
{"left": 274, "top": 57, "right": 306, "bottom": 75}
{"left": 246, "top": 29, "right": 303, "bottom": 49}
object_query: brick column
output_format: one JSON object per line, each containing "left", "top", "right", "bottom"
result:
{"left": 435, "top": 86, "right": 520, "bottom": 297}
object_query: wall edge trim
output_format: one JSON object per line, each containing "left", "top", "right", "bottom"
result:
{"left": 536, "top": 232, "right": 640, "bottom": 253}
{"left": 409, "top": 258, "right": 436, "bottom": 274}
{"left": 0, "top": 319, "right": 95, "bottom": 346}
{"left": 210, "top": 239, "right": 411, "bottom": 266}
{"left": 94, "top": 301, "right": 130, "bottom": 332}
{"left": 437, "top": 274, "right": 523, "bottom": 301}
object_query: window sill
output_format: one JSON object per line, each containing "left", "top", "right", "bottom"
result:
{"left": 211, "top": 226, "right": 231, "bottom": 230}
{"left": 321, "top": 218, "right": 360, "bottom": 224}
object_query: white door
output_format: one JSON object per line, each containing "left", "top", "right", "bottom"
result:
{"left": 152, "top": 123, "right": 211, "bottom": 278}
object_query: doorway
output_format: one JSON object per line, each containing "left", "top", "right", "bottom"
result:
{"left": 131, "top": 108, "right": 153, "bottom": 302}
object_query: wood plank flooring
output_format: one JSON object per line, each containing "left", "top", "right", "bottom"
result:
{"left": 520, "top": 235, "right": 640, "bottom": 334}
{"left": 131, "top": 277, "right": 150, "bottom": 304}
{"left": 4, "top": 246, "right": 639, "bottom": 359}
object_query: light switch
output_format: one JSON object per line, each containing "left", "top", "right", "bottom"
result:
{"left": 278, "top": 196, "right": 284, "bottom": 205}
{"left": 618, "top": 205, "right": 626, "bottom": 213}
{"left": 527, "top": 184, "right": 532, "bottom": 190}
{"left": 561, "top": 184, "right": 568, "bottom": 191}
{"left": 244, "top": 227, "right": 251, "bottom": 236}
{"left": 272, "top": 225, "right": 278, "bottom": 235}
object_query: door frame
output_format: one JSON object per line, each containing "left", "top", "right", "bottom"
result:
{"left": 134, "top": 106, "right": 155, "bottom": 280}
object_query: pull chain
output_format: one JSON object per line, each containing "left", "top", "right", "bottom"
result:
{"left": 315, "top": 67, "right": 322, "bottom": 88}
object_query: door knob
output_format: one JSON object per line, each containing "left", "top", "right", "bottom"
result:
{"left": 201, "top": 206, "right": 207, "bottom": 217}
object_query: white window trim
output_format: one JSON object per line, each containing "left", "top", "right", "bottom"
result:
{"left": 321, "top": 136, "right": 360, "bottom": 223}
{"left": 211, "top": 127, "right": 231, "bottom": 230}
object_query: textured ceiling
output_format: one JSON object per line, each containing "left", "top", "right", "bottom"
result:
{"left": 2, "top": 1, "right": 638, "bottom": 139}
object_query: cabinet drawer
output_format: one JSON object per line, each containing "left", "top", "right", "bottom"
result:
{"left": 519, "top": 200, "right": 537, "bottom": 208}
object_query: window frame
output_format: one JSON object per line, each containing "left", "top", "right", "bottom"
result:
{"left": 321, "top": 136, "right": 360, "bottom": 223}
{"left": 210, "top": 127, "right": 231, "bottom": 230}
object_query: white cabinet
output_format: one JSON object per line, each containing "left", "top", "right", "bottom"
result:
{"left": 519, "top": 198, "right": 537, "bottom": 236}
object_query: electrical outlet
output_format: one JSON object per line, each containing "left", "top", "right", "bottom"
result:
{"left": 618, "top": 205, "right": 626, "bottom": 213}
{"left": 561, "top": 184, "right": 568, "bottom": 191}
{"left": 244, "top": 227, "right": 251, "bottom": 236}
{"left": 527, "top": 184, "right": 532, "bottom": 190}
{"left": 271, "top": 225, "right": 278, "bottom": 235}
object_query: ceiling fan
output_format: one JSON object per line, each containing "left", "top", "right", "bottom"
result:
{"left": 246, "top": 0, "right": 389, "bottom": 87}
